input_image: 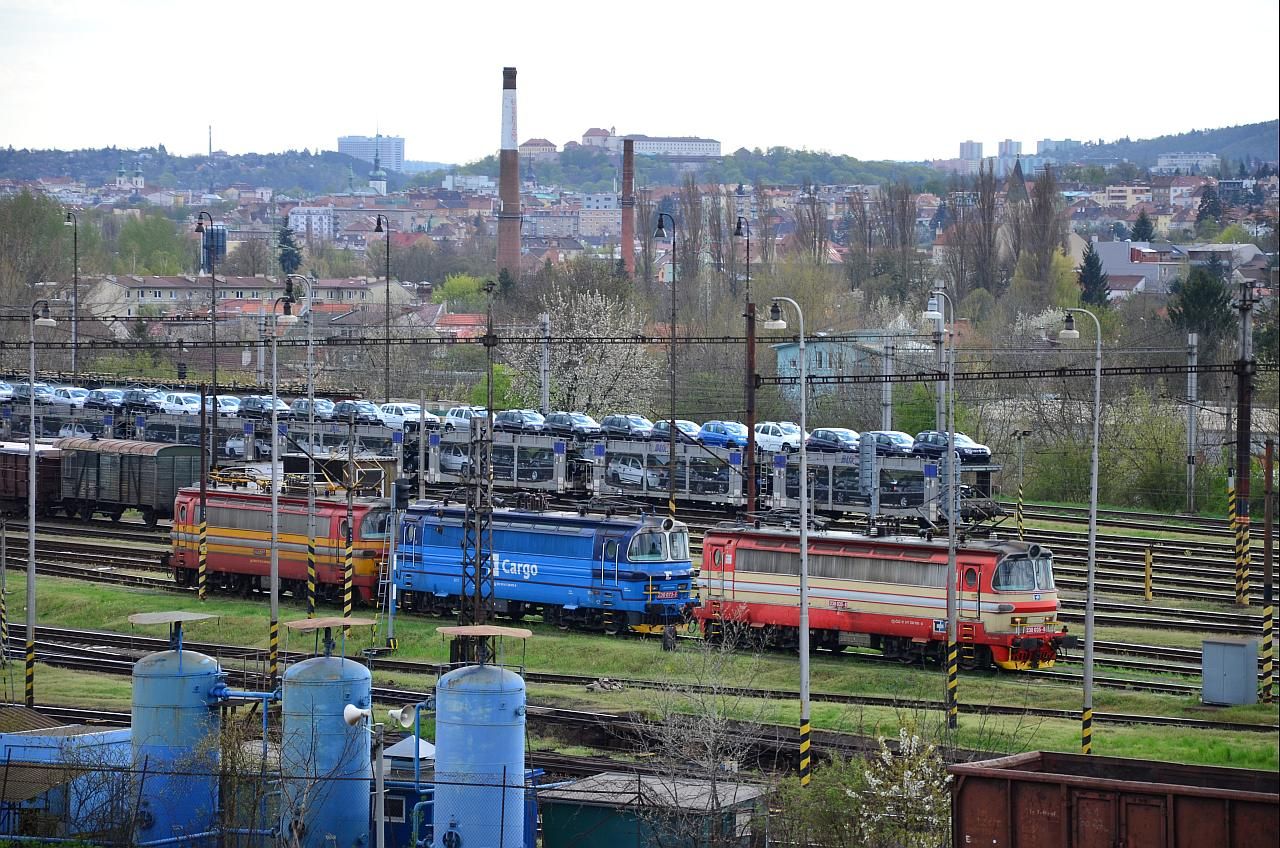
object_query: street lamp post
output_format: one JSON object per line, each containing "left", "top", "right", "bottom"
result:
{"left": 286, "top": 274, "right": 316, "bottom": 617}
{"left": 27, "top": 300, "right": 56, "bottom": 707}
{"left": 374, "top": 215, "right": 392, "bottom": 404}
{"left": 194, "top": 212, "right": 218, "bottom": 471}
{"left": 63, "top": 212, "right": 78, "bottom": 379}
{"left": 270, "top": 295, "right": 300, "bottom": 682}
{"left": 654, "top": 212, "right": 678, "bottom": 516}
{"left": 924, "top": 289, "right": 959, "bottom": 730}
{"left": 762, "top": 297, "right": 811, "bottom": 786}
{"left": 734, "top": 217, "right": 757, "bottom": 513}
{"left": 1059, "top": 307, "right": 1102, "bottom": 754}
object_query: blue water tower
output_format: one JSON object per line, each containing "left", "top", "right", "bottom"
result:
{"left": 281, "top": 617, "right": 376, "bottom": 848}
{"left": 128, "top": 611, "right": 223, "bottom": 841}
{"left": 432, "top": 625, "right": 531, "bottom": 848}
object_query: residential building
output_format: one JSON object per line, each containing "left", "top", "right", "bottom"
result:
{"left": 519, "top": 138, "right": 558, "bottom": 163}
{"left": 337, "top": 134, "right": 406, "bottom": 172}
{"left": 1104, "top": 185, "right": 1153, "bottom": 209}
{"left": 1037, "top": 139, "right": 1083, "bottom": 158}
{"left": 959, "top": 140, "right": 983, "bottom": 161}
{"left": 288, "top": 205, "right": 336, "bottom": 242}
{"left": 1153, "top": 152, "right": 1220, "bottom": 175}
{"left": 998, "top": 139, "right": 1022, "bottom": 158}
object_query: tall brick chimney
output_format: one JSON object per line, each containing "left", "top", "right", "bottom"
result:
{"left": 497, "top": 67, "right": 521, "bottom": 280}
{"left": 621, "top": 139, "right": 635, "bottom": 277}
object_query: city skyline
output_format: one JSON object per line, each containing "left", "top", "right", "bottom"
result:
{"left": 1, "top": 0, "right": 1277, "bottom": 165}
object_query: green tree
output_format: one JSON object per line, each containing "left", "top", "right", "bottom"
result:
{"left": 1078, "top": 240, "right": 1110, "bottom": 307}
{"left": 278, "top": 226, "right": 303, "bottom": 275}
{"left": 1129, "top": 209, "right": 1155, "bottom": 241}
{"left": 431, "top": 273, "right": 487, "bottom": 312}
{"left": 1197, "top": 186, "right": 1222, "bottom": 223}
{"left": 1168, "top": 266, "right": 1234, "bottom": 357}
{"left": 0, "top": 190, "right": 71, "bottom": 304}
{"left": 115, "top": 213, "right": 189, "bottom": 275}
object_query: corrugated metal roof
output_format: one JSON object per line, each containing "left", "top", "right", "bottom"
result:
{"left": 53, "top": 437, "right": 199, "bottom": 456}
{"left": 0, "top": 706, "right": 64, "bottom": 735}
{"left": 538, "top": 771, "right": 766, "bottom": 811}
{"left": 0, "top": 761, "right": 83, "bottom": 803}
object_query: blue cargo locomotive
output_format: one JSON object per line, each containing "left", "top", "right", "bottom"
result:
{"left": 394, "top": 503, "right": 695, "bottom": 633}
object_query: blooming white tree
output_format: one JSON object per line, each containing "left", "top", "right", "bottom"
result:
{"left": 502, "top": 283, "right": 662, "bottom": 415}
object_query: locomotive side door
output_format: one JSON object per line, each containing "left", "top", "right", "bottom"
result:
{"left": 597, "top": 537, "right": 621, "bottom": 589}
{"left": 959, "top": 558, "right": 982, "bottom": 621}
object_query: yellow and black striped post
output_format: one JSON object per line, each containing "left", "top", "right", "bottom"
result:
{"left": 1238, "top": 513, "right": 1251, "bottom": 606}
{"left": 343, "top": 532, "right": 354, "bottom": 626}
{"left": 1262, "top": 439, "right": 1274, "bottom": 704}
{"left": 1143, "top": 546, "right": 1153, "bottom": 601}
{"left": 268, "top": 618, "right": 279, "bottom": 682}
{"left": 197, "top": 518, "right": 208, "bottom": 601}
{"left": 0, "top": 593, "right": 7, "bottom": 665}
{"left": 1016, "top": 483, "right": 1024, "bottom": 540}
{"left": 306, "top": 535, "right": 317, "bottom": 618}
{"left": 1228, "top": 477, "right": 1241, "bottom": 604}
{"left": 24, "top": 639, "right": 35, "bottom": 708}
{"left": 1081, "top": 707, "right": 1093, "bottom": 754}
{"left": 946, "top": 639, "right": 959, "bottom": 729}
{"left": 798, "top": 717, "right": 811, "bottom": 787}
{"left": 1264, "top": 602, "right": 1275, "bottom": 705}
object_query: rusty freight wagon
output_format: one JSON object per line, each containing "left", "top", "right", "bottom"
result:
{"left": 55, "top": 438, "right": 201, "bottom": 525}
{"left": 0, "top": 441, "right": 62, "bottom": 516}
{"left": 949, "top": 751, "right": 1278, "bottom": 848}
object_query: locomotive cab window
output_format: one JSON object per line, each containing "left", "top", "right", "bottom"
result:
{"left": 361, "top": 509, "right": 391, "bottom": 539}
{"left": 629, "top": 530, "right": 666, "bottom": 561}
{"left": 992, "top": 558, "right": 1037, "bottom": 592}
{"left": 964, "top": 568, "right": 978, "bottom": 589}
{"left": 668, "top": 529, "right": 690, "bottom": 561}
{"left": 1034, "top": 555, "right": 1055, "bottom": 590}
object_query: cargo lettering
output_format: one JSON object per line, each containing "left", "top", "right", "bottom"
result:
{"left": 499, "top": 559, "right": 539, "bottom": 579}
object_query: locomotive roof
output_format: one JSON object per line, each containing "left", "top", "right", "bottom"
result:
{"left": 178, "top": 486, "right": 389, "bottom": 507}
{"left": 711, "top": 524, "right": 1046, "bottom": 557}
{"left": 406, "top": 500, "right": 678, "bottom": 531}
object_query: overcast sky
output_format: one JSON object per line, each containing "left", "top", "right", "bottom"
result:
{"left": 2, "top": 0, "right": 1276, "bottom": 165}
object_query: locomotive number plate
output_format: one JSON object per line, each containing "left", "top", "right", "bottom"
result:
{"left": 655, "top": 591, "right": 680, "bottom": 599}
{"left": 1020, "top": 625, "right": 1046, "bottom": 633}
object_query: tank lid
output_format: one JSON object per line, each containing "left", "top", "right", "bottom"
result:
{"left": 286, "top": 616, "right": 377, "bottom": 631}
{"left": 129, "top": 611, "right": 218, "bottom": 626}
{"left": 437, "top": 625, "right": 532, "bottom": 639}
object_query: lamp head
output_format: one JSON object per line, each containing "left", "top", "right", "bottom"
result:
{"left": 761, "top": 300, "right": 787, "bottom": 330}
{"left": 194, "top": 219, "right": 205, "bottom": 233}
{"left": 374, "top": 217, "right": 384, "bottom": 233}
{"left": 1058, "top": 312, "right": 1080, "bottom": 340}
{"left": 64, "top": 212, "right": 73, "bottom": 226}
{"left": 922, "top": 294, "right": 943, "bottom": 322}
{"left": 33, "top": 302, "right": 56, "bottom": 328}
{"left": 733, "top": 217, "right": 746, "bottom": 238}
{"left": 653, "top": 218, "right": 667, "bottom": 239}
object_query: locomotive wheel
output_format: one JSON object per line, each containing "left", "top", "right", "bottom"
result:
{"left": 80, "top": 502, "right": 95, "bottom": 522}
{"left": 603, "top": 613, "right": 622, "bottom": 636}
{"left": 110, "top": 508, "right": 124, "bottom": 522}
{"left": 142, "top": 508, "right": 157, "bottom": 528}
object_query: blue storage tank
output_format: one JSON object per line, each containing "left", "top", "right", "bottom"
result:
{"left": 131, "top": 647, "right": 222, "bottom": 841}
{"left": 281, "top": 653, "right": 372, "bottom": 847}
{"left": 432, "top": 663, "right": 527, "bottom": 848}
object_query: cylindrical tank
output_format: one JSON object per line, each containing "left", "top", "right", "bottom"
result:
{"left": 282, "top": 655, "right": 372, "bottom": 848}
{"left": 131, "top": 649, "right": 222, "bottom": 840}
{"left": 433, "top": 664, "right": 527, "bottom": 848}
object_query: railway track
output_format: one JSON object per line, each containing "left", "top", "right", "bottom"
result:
{"left": 1006, "top": 502, "right": 1278, "bottom": 541}
{"left": 14, "top": 626, "right": 1276, "bottom": 735}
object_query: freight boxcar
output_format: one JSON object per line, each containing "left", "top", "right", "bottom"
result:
{"left": 0, "top": 441, "right": 62, "bottom": 516}
{"left": 949, "top": 751, "right": 1278, "bottom": 848}
{"left": 56, "top": 438, "right": 201, "bottom": 525}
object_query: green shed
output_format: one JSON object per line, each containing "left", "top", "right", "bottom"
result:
{"left": 539, "top": 771, "right": 766, "bottom": 848}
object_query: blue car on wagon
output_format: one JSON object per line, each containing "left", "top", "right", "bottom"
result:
{"left": 394, "top": 503, "right": 694, "bottom": 633}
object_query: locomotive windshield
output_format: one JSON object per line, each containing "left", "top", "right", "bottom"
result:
{"left": 360, "top": 509, "right": 391, "bottom": 540}
{"left": 993, "top": 553, "right": 1054, "bottom": 592}
{"left": 629, "top": 530, "right": 667, "bottom": 561}
{"left": 669, "top": 529, "right": 690, "bottom": 560}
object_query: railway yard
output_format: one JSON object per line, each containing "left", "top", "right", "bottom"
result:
{"left": 2, "top": 499, "right": 1276, "bottom": 774}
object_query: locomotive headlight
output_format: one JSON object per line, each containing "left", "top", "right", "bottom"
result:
{"left": 1010, "top": 616, "right": 1027, "bottom": 626}
{"left": 1044, "top": 615, "right": 1055, "bottom": 623}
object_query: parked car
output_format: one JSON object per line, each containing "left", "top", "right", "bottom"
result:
{"left": 290, "top": 397, "right": 334, "bottom": 422}
{"left": 331, "top": 399, "right": 385, "bottom": 426}
{"left": 687, "top": 457, "right": 731, "bottom": 494}
{"left": 806, "top": 427, "right": 860, "bottom": 452}
{"left": 57, "top": 422, "right": 95, "bottom": 438}
{"left": 212, "top": 395, "right": 241, "bottom": 415}
{"left": 754, "top": 421, "right": 803, "bottom": 453}
{"left": 913, "top": 430, "right": 993, "bottom": 464}
{"left": 607, "top": 454, "right": 666, "bottom": 488}
{"left": 335, "top": 439, "right": 377, "bottom": 457}
{"left": 224, "top": 434, "right": 273, "bottom": 459}
{"left": 650, "top": 419, "right": 700, "bottom": 444}
{"left": 0, "top": 381, "right": 13, "bottom": 401}
{"left": 866, "top": 430, "right": 917, "bottom": 457}
{"left": 493, "top": 446, "right": 555, "bottom": 481}
{"left": 543, "top": 411, "right": 603, "bottom": 439}
{"left": 84, "top": 388, "right": 125, "bottom": 411}
{"left": 49, "top": 386, "right": 90, "bottom": 408}
{"left": 696, "top": 420, "right": 749, "bottom": 448}
{"left": 439, "top": 443, "right": 472, "bottom": 474}
{"left": 160, "top": 392, "right": 202, "bottom": 415}
{"left": 122, "top": 387, "right": 166, "bottom": 414}
{"left": 600, "top": 414, "right": 654, "bottom": 439}
{"left": 241, "top": 395, "right": 293, "bottom": 420}
{"left": 380, "top": 402, "right": 438, "bottom": 432}
{"left": 13, "top": 382, "right": 54, "bottom": 403}
{"left": 493, "top": 409, "right": 546, "bottom": 434}
{"left": 443, "top": 405, "right": 488, "bottom": 432}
